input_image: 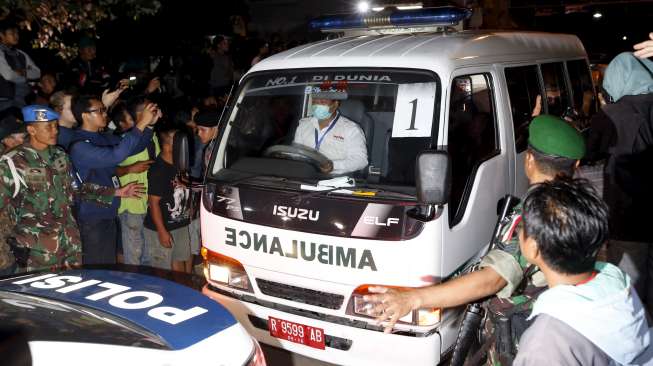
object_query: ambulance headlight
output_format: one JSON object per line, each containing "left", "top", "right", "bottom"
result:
{"left": 347, "top": 286, "right": 441, "bottom": 327}
{"left": 202, "top": 247, "right": 253, "bottom": 292}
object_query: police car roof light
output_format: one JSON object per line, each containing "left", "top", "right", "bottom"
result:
{"left": 309, "top": 6, "right": 472, "bottom": 32}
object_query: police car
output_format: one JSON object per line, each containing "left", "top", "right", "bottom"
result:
{"left": 0, "top": 269, "right": 266, "bottom": 366}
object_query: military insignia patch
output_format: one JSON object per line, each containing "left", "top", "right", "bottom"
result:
{"left": 35, "top": 110, "right": 47, "bottom": 122}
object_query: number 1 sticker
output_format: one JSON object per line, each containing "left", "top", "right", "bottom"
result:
{"left": 391, "top": 82, "right": 436, "bottom": 138}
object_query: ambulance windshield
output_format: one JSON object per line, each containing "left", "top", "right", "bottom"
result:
{"left": 210, "top": 69, "right": 439, "bottom": 188}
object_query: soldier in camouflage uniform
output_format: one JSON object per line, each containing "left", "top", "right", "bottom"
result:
{"left": 0, "top": 105, "right": 143, "bottom": 272}
{"left": 0, "top": 112, "right": 25, "bottom": 275}
{"left": 363, "top": 115, "right": 586, "bottom": 363}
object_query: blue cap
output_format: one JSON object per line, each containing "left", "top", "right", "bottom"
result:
{"left": 22, "top": 105, "right": 60, "bottom": 123}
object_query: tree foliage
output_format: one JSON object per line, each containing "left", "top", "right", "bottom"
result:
{"left": 0, "top": 0, "right": 161, "bottom": 59}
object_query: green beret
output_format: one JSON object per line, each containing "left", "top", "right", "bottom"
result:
{"left": 528, "top": 115, "right": 585, "bottom": 159}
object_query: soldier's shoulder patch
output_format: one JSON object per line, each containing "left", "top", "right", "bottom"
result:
{"left": 1, "top": 148, "right": 30, "bottom": 166}
{"left": 3, "top": 149, "right": 21, "bottom": 159}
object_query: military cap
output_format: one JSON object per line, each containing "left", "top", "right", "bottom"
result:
{"left": 194, "top": 109, "right": 219, "bottom": 127}
{"left": 528, "top": 114, "right": 585, "bottom": 159}
{"left": 21, "top": 105, "right": 60, "bottom": 124}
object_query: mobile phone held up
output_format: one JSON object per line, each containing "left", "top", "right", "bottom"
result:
{"left": 128, "top": 76, "right": 137, "bottom": 88}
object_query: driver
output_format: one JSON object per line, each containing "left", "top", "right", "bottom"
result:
{"left": 293, "top": 88, "right": 368, "bottom": 175}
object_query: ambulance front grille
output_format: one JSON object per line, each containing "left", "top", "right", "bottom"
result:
{"left": 256, "top": 279, "right": 344, "bottom": 310}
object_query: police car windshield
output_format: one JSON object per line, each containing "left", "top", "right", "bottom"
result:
{"left": 211, "top": 69, "right": 440, "bottom": 189}
{"left": 0, "top": 290, "right": 169, "bottom": 349}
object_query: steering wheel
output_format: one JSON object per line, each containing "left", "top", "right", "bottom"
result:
{"left": 263, "top": 144, "right": 332, "bottom": 172}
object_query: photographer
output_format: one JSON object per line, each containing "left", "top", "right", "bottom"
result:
{"left": 69, "top": 95, "right": 160, "bottom": 265}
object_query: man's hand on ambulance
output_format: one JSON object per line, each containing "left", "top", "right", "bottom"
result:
{"left": 363, "top": 286, "right": 422, "bottom": 334}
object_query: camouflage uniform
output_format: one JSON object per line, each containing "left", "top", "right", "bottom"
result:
{"left": 457, "top": 115, "right": 586, "bottom": 365}
{"left": 0, "top": 144, "right": 114, "bottom": 272}
{"left": 0, "top": 209, "right": 15, "bottom": 273}
{"left": 476, "top": 202, "right": 547, "bottom": 365}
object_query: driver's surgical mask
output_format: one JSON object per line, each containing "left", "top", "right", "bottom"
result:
{"left": 311, "top": 104, "right": 332, "bottom": 120}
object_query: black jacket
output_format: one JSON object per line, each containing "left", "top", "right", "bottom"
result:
{"left": 586, "top": 94, "right": 653, "bottom": 242}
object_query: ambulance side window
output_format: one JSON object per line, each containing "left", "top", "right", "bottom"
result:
{"left": 504, "top": 65, "right": 542, "bottom": 153}
{"left": 566, "top": 59, "right": 597, "bottom": 130}
{"left": 448, "top": 73, "right": 499, "bottom": 225}
{"left": 541, "top": 62, "right": 571, "bottom": 117}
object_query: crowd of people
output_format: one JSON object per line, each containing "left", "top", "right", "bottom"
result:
{"left": 1, "top": 11, "right": 653, "bottom": 363}
{"left": 0, "top": 16, "right": 286, "bottom": 276}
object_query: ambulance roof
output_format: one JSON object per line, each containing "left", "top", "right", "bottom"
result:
{"left": 249, "top": 30, "right": 587, "bottom": 75}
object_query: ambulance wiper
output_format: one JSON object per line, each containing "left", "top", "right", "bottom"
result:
{"left": 221, "top": 174, "right": 283, "bottom": 187}
{"left": 291, "top": 186, "right": 355, "bottom": 202}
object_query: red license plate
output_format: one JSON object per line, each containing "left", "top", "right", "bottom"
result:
{"left": 268, "top": 316, "right": 325, "bottom": 350}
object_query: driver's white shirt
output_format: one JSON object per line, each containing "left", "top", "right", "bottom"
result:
{"left": 293, "top": 114, "right": 368, "bottom": 175}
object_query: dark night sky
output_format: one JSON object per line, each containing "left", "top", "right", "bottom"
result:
{"left": 27, "top": 0, "right": 653, "bottom": 67}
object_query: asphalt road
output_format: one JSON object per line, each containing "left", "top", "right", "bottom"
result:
{"left": 262, "top": 345, "right": 337, "bottom": 366}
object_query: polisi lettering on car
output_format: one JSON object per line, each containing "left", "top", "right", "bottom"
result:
{"left": 224, "top": 226, "right": 377, "bottom": 271}
{"left": 273, "top": 205, "right": 319, "bottom": 221}
{"left": 12, "top": 273, "right": 207, "bottom": 325}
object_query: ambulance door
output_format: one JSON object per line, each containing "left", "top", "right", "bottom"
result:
{"left": 440, "top": 69, "right": 509, "bottom": 276}
{"left": 503, "top": 64, "right": 545, "bottom": 195}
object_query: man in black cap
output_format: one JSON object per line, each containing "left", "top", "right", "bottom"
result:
{"left": 194, "top": 108, "right": 220, "bottom": 171}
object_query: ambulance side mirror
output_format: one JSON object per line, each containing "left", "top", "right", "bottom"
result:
{"left": 173, "top": 130, "right": 190, "bottom": 174}
{"left": 415, "top": 151, "right": 451, "bottom": 205}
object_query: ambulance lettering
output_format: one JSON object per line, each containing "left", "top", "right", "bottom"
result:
{"left": 363, "top": 216, "right": 400, "bottom": 226}
{"left": 13, "top": 274, "right": 208, "bottom": 325}
{"left": 265, "top": 76, "right": 298, "bottom": 86}
{"left": 216, "top": 194, "right": 240, "bottom": 211}
{"left": 224, "top": 227, "right": 377, "bottom": 271}
{"left": 312, "top": 74, "right": 392, "bottom": 82}
{"left": 273, "top": 205, "right": 319, "bottom": 221}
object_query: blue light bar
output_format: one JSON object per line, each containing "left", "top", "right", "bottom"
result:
{"left": 309, "top": 6, "right": 472, "bottom": 31}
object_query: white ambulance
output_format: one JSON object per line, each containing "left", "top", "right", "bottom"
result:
{"left": 199, "top": 6, "right": 596, "bottom": 365}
